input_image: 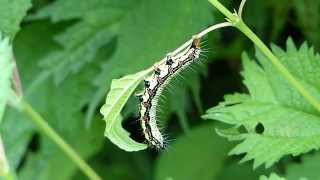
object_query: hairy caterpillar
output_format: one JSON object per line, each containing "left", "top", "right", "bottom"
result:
{"left": 138, "top": 37, "right": 201, "bottom": 149}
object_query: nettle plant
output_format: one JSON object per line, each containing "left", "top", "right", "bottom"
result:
{"left": 100, "top": 0, "right": 320, "bottom": 179}
{"left": 1, "top": 0, "right": 320, "bottom": 180}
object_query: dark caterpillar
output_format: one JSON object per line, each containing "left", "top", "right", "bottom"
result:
{"left": 138, "top": 37, "right": 201, "bottom": 149}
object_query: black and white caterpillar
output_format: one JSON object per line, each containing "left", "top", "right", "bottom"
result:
{"left": 137, "top": 37, "right": 201, "bottom": 149}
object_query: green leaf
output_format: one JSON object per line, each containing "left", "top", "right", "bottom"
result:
{"left": 260, "top": 173, "right": 286, "bottom": 180}
{"left": 88, "top": 0, "right": 212, "bottom": 124}
{"left": 17, "top": 76, "right": 105, "bottom": 180}
{"left": 29, "top": 0, "right": 131, "bottom": 22}
{"left": 105, "top": 115, "right": 147, "bottom": 151}
{"left": 0, "top": 31, "right": 14, "bottom": 180}
{"left": 0, "top": 0, "right": 31, "bottom": 38}
{"left": 38, "top": 22, "right": 118, "bottom": 84}
{"left": 0, "top": 32, "right": 13, "bottom": 121}
{"left": 100, "top": 70, "right": 149, "bottom": 151}
{"left": 203, "top": 40, "right": 320, "bottom": 168}
{"left": 293, "top": 0, "right": 320, "bottom": 49}
{"left": 286, "top": 153, "right": 320, "bottom": 180}
{"left": 2, "top": 21, "right": 63, "bottom": 170}
{"left": 216, "top": 163, "right": 269, "bottom": 180}
{"left": 2, "top": 21, "right": 105, "bottom": 180}
{"left": 31, "top": 0, "right": 138, "bottom": 84}
{"left": 18, "top": 116, "right": 105, "bottom": 180}
{"left": 155, "top": 124, "right": 233, "bottom": 180}
{"left": 32, "top": 0, "right": 213, "bottom": 129}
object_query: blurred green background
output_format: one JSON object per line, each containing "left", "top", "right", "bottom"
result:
{"left": 1, "top": 0, "right": 320, "bottom": 179}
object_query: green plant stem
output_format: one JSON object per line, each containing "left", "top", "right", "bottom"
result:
{"left": 20, "top": 100, "right": 102, "bottom": 180}
{"left": 208, "top": 0, "right": 320, "bottom": 112}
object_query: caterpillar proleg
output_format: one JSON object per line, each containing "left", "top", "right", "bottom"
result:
{"left": 138, "top": 37, "right": 202, "bottom": 149}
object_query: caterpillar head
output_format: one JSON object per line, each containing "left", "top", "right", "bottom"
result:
{"left": 191, "top": 36, "right": 201, "bottom": 49}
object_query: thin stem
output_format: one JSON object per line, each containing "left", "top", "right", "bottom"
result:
{"left": 208, "top": 0, "right": 320, "bottom": 112}
{"left": 196, "top": 22, "right": 231, "bottom": 38}
{"left": 209, "top": 0, "right": 237, "bottom": 22}
{"left": 12, "top": 56, "right": 23, "bottom": 97}
{"left": 238, "top": 0, "right": 247, "bottom": 19}
{"left": 20, "top": 100, "right": 102, "bottom": 180}
{"left": 237, "top": 22, "right": 320, "bottom": 111}
{"left": 151, "top": 22, "right": 231, "bottom": 72}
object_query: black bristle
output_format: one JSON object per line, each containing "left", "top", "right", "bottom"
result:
{"left": 144, "top": 80, "right": 150, "bottom": 88}
{"left": 166, "top": 58, "right": 173, "bottom": 65}
{"left": 154, "top": 67, "right": 161, "bottom": 75}
{"left": 137, "top": 95, "right": 143, "bottom": 102}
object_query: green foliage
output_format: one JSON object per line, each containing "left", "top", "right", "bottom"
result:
{"left": 260, "top": 173, "right": 286, "bottom": 180}
{"left": 0, "top": 32, "right": 13, "bottom": 121}
{"left": 203, "top": 40, "right": 320, "bottom": 168}
{"left": 2, "top": 21, "right": 105, "bottom": 180}
{"left": 2, "top": 0, "right": 320, "bottom": 179}
{"left": 33, "top": 0, "right": 213, "bottom": 126}
{"left": 155, "top": 124, "right": 232, "bottom": 180}
{"left": 96, "top": 0, "right": 212, "bottom": 150}
{"left": 155, "top": 124, "right": 271, "bottom": 180}
{"left": 100, "top": 70, "right": 149, "bottom": 151}
{"left": 216, "top": 163, "right": 269, "bottom": 180}
{"left": 0, "top": 32, "right": 13, "bottom": 178}
{"left": 293, "top": 0, "right": 320, "bottom": 49}
{"left": 286, "top": 153, "right": 320, "bottom": 180}
{"left": 31, "top": 0, "right": 123, "bottom": 84}
{"left": 0, "top": 0, "right": 31, "bottom": 38}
